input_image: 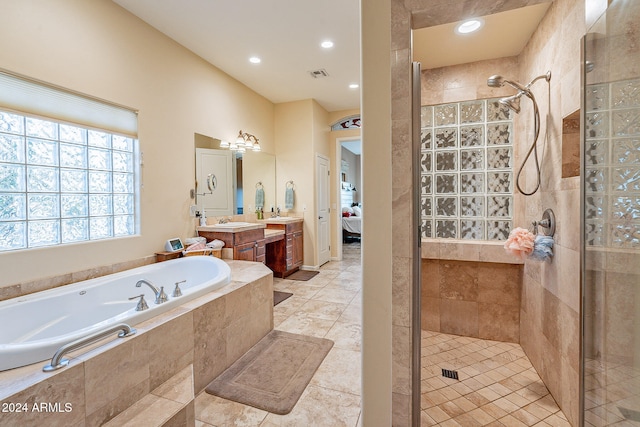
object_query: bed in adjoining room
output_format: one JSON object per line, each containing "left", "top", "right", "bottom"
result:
{"left": 341, "top": 182, "right": 361, "bottom": 242}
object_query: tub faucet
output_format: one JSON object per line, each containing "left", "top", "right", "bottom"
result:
{"left": 135, "top": 280, "right": 168, "bottom": 304}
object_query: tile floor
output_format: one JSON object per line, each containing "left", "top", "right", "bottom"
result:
{"left": 583, "top": 357, "right": 640, "bottom": 426}
{"left": 421, "top": 331, "right": 571, "bottom": 427}
{"left": 194, "top": 242, "right": 574, "bottom": 427}
{"left": 195, "top": 242, "right": 363, "bottom": 427}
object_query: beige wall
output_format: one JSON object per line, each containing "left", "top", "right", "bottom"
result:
{"left": 0, "top": 0, "right": 277, "bottom": 287}
{"left": 274, "top": 99, "right": 332, "bottom": 268}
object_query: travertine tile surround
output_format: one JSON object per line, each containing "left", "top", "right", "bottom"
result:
{"left": 391, "top": 0, "right": 586, "bottom": 423}
{"left": 0, "top": 260, "right": 273, "bottom": 427}
{"left": 422, "top": 259, "right": 522, "bottom": 343}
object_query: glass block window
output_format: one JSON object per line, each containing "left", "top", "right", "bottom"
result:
{"left": 0, "top": 110, "right": 139, "bottom": 251}
{"left": 585, "top": 78, "right": 640, "bottom": 248}
{"left": 420, "top": 100, "right": 514, "bottom": 240}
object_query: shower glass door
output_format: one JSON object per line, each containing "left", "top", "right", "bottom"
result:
{"left": 582, "top": 0, "right": 640, "bottom": 425}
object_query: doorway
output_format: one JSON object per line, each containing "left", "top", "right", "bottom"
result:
{"left": 336, "top": 137, "right": 362, "bottom": 260}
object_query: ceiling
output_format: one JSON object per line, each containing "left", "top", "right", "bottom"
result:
{"left": 112, "top": 0, "right": 360, "bottom": 112}
{"left": 413, "top": 3, "right": 551, "bottom": 69}
{"left": 112, "top": 1, "right": 551, "bottom": 112}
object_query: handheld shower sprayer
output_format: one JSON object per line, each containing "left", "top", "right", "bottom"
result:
{"left": 486, "top": 71, "right": 551, "bottom": 195}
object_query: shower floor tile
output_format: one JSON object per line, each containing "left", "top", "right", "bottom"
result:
{"left": 421, "top": 331, "right": 571, "bottom": 427}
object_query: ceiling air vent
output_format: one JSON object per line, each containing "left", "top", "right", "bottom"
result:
{"left": 309, "top": 69, "right": 329, "bottom": 79}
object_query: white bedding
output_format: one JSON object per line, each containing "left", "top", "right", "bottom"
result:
{"left": 342, "top": 216, "right": 362, "bottom": 234}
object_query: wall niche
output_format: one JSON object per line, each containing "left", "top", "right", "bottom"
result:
{"left": 562, "top": 110, "right": 581, "bottom": 178}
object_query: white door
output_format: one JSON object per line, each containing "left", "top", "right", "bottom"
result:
{"left": 195, "top": 148, "right": 233, "bottom": 217}
{"left": 316, "top": 154, "right": 331, "bottom": 266}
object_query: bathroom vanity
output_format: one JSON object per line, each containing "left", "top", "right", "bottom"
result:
{"left": 260, "top": 218, "right": 303, "bottom": 278}
{"left": 197, "top": 223, "right": 266, "bottom": 263}
{"left": 197, "top": 218, "right": 303, "bottom": 278}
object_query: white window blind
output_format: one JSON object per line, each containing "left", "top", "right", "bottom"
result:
{"left": 0, "top": 69, "right": 137, "bottom": 137}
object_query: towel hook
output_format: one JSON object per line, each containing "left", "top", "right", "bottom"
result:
{"left": 256, "top": 181, "right": 263, "bottom": 189}
{"left": 286, "top": 180, "right": 295, "bottom": 189}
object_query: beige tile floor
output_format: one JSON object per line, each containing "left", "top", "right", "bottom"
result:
{"left": 583, "top": 357, "right": 640, "bottom": 426}
{"left": 421, "top": 331, "right": 571, "bottom": 427}
{"left": 194, "top": 242, "right": 574, "bottom": 427}
{"left": 195, "top": 242, "right": 363, "bottom": 427}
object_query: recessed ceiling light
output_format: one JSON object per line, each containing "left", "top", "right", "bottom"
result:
{"left": 349, "top": 83, "right": 359, "bottom": 89}
{"left": 455, "top": 18, "right": 484, "bottom": 35}
{"left": 321, "top": 40, "right": 334, "bottom": 49}
{"left": 249, "top": 56, "right": 261, "bottom": 64}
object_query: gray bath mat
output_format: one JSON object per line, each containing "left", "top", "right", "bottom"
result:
{"left": 205, "top": 330, "right": 333, "bottom": 414}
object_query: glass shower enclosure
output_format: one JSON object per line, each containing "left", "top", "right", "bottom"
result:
{"left": 582, "top": 0, "right": 640, "bottom": 425}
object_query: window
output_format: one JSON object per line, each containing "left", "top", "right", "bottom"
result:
{"left": 0, "top": 111, "right": 139, "bottom": 250}
{"left": 420, "top": 99, "right": 514, "bottom": 240}
{"left": 0, "top": 70, "right": 139, "bottom": 251}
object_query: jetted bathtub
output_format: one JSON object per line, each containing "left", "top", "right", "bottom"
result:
{"left": 0, "top": 256, "right": 231, "bottom": 371}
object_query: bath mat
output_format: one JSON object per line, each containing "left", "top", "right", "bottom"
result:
{"left": 286, "top": 270, "right": 319, "bottom": 281}
{"left": 205, "top": 330, "right": 333, "bottom": 415}
{"left": 273, "top": 290, "right": 293, "bottom": 306}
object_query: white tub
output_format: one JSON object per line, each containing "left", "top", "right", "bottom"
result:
{"left": 0, "top": 256, "right": 231, "bottom": 371}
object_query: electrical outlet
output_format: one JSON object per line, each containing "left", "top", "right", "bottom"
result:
{"left": 189, "top": 205, "right": 197, "bottom": 217}
{"left": 303, "top": 204, "right": 307, "bottom": 211}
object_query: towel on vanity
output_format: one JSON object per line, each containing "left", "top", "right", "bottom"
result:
{"left": 255, "top": 187, "right": 265, "bottom": 210}
{"left": 285, "top": 187, "right": 294, "bottom": 209}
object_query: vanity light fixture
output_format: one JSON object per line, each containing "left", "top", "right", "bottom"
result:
{"left": 231, "top": 130, "right": 261, "bottom": 152}
{"left": 455, "top": 18, "right": 484, "bottom": 35}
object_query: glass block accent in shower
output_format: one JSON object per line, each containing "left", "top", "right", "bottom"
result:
{"left": 585, "top": 77, "right": 640, "bottom": 248}
{"left": 420, "top": 99, "right": 513, "bottom": 240}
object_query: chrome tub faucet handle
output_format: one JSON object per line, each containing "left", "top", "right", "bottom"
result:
{"left": 128, "top": 294, "right": 149, "bottom": 311}
{"left": 173, "top": 280, "right": 185, "bottom": 297}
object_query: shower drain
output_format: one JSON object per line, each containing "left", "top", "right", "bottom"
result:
{"left": 441, "top": 369, "right": 459, "bottom": 380}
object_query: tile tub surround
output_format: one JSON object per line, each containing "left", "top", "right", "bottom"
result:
{"left": 0, "top": 260, "right": 273, "bottom": 427}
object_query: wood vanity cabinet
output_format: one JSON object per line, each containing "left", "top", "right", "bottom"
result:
{"left": 265, "top": 220, "right": 303, "bottom": 278}
{"left": 198, "top": 228, "right": 266, "bottom": 263}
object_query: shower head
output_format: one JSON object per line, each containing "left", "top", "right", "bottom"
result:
{"left": 486, "top": 75, "right": 528, "bottom": 92}
{"left": 487, "top": 71, "right": 551, "bottom": 91}
{"left": 487, "top": 75, "right": 504, "bottom": 88}
{"left": 499, "top": 93, "right": 523, "bottom": 113}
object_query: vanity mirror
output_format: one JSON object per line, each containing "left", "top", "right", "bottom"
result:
{"left": 194, "top": 133, "right": 275, "bottom": 217}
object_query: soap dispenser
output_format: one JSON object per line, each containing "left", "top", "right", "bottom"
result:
{"left": 199, "top": 209, "right": 207, "bottom": 226}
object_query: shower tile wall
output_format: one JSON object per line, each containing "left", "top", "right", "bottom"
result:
{"left": 421, "top": 259, "right": 522, "bottom": 343}
{"left": 420, "top": 100, "right": 514, "bottom": 241}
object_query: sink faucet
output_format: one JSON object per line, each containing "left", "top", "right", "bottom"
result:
{"left": 135, "top": 279, "right": 168, "bottom": 304}
{"left": 276, "top": 207, "right": 281, "bottom": 217}
{"left": 218, "top": 216, "right": 232, "bottom": 224}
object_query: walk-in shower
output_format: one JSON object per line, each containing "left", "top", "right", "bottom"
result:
{"left": 487, "top": 71, "right": 551, "bottom": 195}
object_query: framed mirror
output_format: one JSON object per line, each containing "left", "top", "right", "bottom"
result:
{"left": 194, "top": 133, "right": 275, "bottom": 216}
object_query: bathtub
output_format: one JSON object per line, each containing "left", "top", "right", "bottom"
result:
{"left": 0, "top": 256, "right": 231, "bottom": 371}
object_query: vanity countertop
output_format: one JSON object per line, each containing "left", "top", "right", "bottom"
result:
{"left": 258, "top": 217, "right": 303, "bottom": 224}
{"left": 197, "top": 222, "right": 266, "bottom": 233}
{"left": 264, "top": 228, "right": 285, "bottom": 238}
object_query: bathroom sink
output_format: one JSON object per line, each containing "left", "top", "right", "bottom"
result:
{"left": 262, "top": 217, "right": 301, "bottom": 223}
{"left": 198, "top": 222, "right": 265, "bottom": 232}
{"left": 212, "top": 222, "right": 254, "bottom": 227}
